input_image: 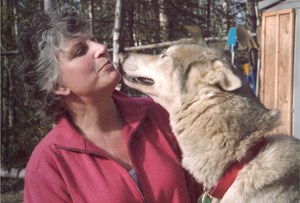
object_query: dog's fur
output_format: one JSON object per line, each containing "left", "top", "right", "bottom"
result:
{"left": 120, "top": 44, "right": 300, "bottom": 202}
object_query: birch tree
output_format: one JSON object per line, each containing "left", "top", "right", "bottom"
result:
{"left": 112, "top": 0, "right": 124, "bottom": 68}
{"left": 44, "top": 0, "right": 54, "bottom": 11}
{"left": 159, "top": 0, "right": 168, "bottom": 42}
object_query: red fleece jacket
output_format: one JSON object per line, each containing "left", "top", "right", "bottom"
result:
{"left": 24, "top": 91, "right": 202, "bottom": 203}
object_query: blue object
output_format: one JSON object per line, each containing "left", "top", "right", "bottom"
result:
{"left": 245, "top": 75, "right": 250, "bottom": 85}
{"left": 227, "top": 27, "right": 237, "bottom": 65}
{"left": 227, "top": 27, "right": 237, "bottom": 48}
{"left": 250, "top": 66, "right": 256, "bottom": 94}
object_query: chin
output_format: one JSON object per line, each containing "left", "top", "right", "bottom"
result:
{"left": 113, "top": 69, "right": 122, "bottom": 83}
{"left": 109, "top": 69, "right": 122, "bottom": 88}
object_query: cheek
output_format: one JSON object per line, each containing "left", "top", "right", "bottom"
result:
{"left": 73, "top": 58, "right": 95, "bottom": 74}
{"left": 60, "top": 60, "right": 96, "bottom": 85}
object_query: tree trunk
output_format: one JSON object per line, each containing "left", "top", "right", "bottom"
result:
{"left": 126, "top": 0, "right": 135, "bottom": 47}
{"left": 44, "top": 0, "right": 54, "bottom": 11}
{"left": 159, "top": 0, "right": 168, "bottom": 42}
{"left": 206, "top": 0, "right": 211, "bottom": 35}
{"left": 246, "top": 0, "right": 257, "bottom": 33}
{"left": 89, "top": 0, "right": 94, "bottom": 34}
{"left": 112, "top": 0, "right": 124, "bottom": 68}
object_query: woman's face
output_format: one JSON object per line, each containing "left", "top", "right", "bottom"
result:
{"left": 55, "top": 33, "right": 121, "bottom": 98}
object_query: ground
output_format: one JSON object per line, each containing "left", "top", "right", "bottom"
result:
{"left": 1, "top": 177, "right": 24, "bottom": 203}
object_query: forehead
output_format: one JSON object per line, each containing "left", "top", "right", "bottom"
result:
{"left": 58, "top": 32, "right": 92, "bottom": 52}
{"left": 55, "top": 39, "right": 77, "bottom": 60}
{"left": 166, "top": 44, "right": 203, "bottom": 56}
{"left": 164, "top": 44, "right": 205, "bottom": 64}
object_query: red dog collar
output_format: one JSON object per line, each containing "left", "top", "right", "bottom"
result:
{"left": 200, "top": 137, "right": 268, "bottom": 202}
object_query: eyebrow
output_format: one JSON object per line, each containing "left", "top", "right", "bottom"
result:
{"left": 58, "top": 34, "right": 92, "bottom": 59}
{"left": 68, "top": 42, "right": 84, "bottom": 59}
{"left": 58, "top": 39, "right": 82, "bottom": 59}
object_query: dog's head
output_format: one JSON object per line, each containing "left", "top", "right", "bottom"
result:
{"left": 120, "top": 44, "right": 242, "bottom": 112}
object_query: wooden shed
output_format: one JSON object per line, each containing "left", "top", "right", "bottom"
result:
{"left": 258, "top": 0, "right": 300, "bottom": 138}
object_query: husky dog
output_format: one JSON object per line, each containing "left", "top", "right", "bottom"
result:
{"left": 120, "top": 44, "right": 299, "bottom": 202}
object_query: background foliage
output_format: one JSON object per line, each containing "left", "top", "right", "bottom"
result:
{"left": 1, "top": 0, "right": 260, "bottom": 174}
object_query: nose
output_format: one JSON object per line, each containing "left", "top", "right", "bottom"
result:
{"left": 93, "top": 42, "right": 109, "bottom": 59}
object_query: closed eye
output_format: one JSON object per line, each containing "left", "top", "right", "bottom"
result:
{"left": 159, "top": 53, "right": 167, "bottom": 58}
{"left": 72, "top": 43, "right": 88, "bottom": 58}
{"left": 90, "top": 36, "right": 98, "bottom": 42}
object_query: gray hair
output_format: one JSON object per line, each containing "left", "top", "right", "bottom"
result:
{"left": 19, "top": 8, "right": 90, "bottom": 123}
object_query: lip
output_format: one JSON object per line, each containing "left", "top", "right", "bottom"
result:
{"left": 102, "top": 63, "right": 115, "bottom": 71}
{"left": 97, "top": 60, "right": 114, "bottom": 72}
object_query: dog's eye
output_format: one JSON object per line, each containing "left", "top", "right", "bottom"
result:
{"left": 160, "top": 54, "right": 167, "bottom": 58}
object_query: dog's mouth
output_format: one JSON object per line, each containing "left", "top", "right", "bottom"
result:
{"left": 119, "top": 53, "right": 154, "bottom": 86}
{"left": 123, "top": 73, "right": 154, "bottom": 86}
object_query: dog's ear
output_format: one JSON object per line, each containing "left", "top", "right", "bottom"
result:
{"left": 207, "top": 60, "right": 242, "bottom": 91}
{"left": 185, "top": 25, "right": 208, "bottom": 47}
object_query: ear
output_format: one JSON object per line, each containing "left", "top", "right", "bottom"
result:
{"left": 52, "top": 86, "right": 71, "bottom": 96}
{"left": 185, "top": 25, "right": 208, "bottom": 47}
{"left": 208, "top": 60, "right": 242, "bottom": 91}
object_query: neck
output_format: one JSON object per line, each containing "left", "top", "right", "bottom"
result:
{"left": 65, "top": 92, "right": 123, "bottom": 137}
{"left": 169, "top": 104, "right": 225, "bottom": 185}
{"left": 169, "top": 95, "right": 271, "bottom": 188}
{"left": 207, "top": 137, "right": 268, "bottom": 199}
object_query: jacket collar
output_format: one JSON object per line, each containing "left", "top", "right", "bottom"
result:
{"left": 53, "top": 90, "right": 149, "bottom": 153}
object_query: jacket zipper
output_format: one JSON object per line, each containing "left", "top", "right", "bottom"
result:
{"left": 125, "top": 116, "right": 148, "bottom": 203}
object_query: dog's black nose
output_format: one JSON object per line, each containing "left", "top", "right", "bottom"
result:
{"left": 118, "top": 52, "right": 130, "bottom": 63}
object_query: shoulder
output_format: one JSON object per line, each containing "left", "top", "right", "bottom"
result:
{"left": 24, "top": 126, "right": 72, "bottom": 202}
{"left": 113, "top": 90, "right": 170, "bottom": 121}
{"left": 25, "top": 124, "right": 62, "bottom": 173}
{"left": 135, "top": 96, "right": 169, "bottom": 119}
{"left": 114, "top": 91, "right": 178, "bottom": 144}
{"left": 113, "top": 89, "right": 176, "bottom": 139}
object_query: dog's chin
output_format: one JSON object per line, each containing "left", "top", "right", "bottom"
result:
{"left": 122, "top": 75, "right": 155, "bottom": 94}
{"left": 123, "top": 76, "right": 179, "bottom": 112}
{"left": 123, "top": 74, "right": 154, "bottom": 86}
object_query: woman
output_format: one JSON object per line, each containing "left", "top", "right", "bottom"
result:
{"left": 19, "top": 8, "right": 202, "bottom": 203}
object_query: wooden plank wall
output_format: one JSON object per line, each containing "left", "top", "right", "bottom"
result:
{"left": 260, "top": 9, "right": 295, "bottom": 135}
